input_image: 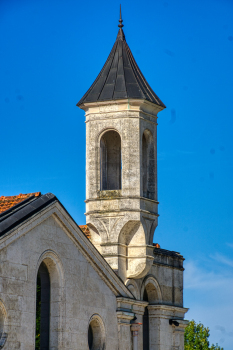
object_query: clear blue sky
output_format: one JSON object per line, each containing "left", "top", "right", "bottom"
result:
{"left": 1, "top": 0, "right": 233, "bottom": 348}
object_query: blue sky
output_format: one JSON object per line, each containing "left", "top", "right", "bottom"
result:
{"left": 0, "top": 0, "right": 233, "bottom": 348}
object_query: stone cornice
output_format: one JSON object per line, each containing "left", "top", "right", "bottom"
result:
{"left": 116, "top": 311, "right": 135, "bottom": 325}
{"left": 117, "top": 297, "right": 148, "bottom": 316}
{"left": 153, "top": 261, "right": 184, "bottom": 271}
{"left": 86, "top": 208, "right": 159, "bottom": 217}
{"left": 147, "top": 304, "right": 189, "bottom": 318}
{"left": 85, "top": 195, "right": 159, "bottom": 204}
{"left": 117, "top": 297, "right": 148, "bottom": 308}
{"left": 80, "top": 99, "right": 163, "bottom": 117}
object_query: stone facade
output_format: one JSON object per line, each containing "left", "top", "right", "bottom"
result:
{"left": 0, "top": 202, "right": 130, "bottom": 349}
{"left": 0, "top": 199, "right": 188, "bottom": 350}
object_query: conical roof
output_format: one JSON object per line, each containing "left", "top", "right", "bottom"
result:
{"left": 77, "top": 11, "right": 165, "bottom": 108}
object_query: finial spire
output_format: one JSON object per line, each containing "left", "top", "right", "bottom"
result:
{"left": 118, "top": 4, "right": 124, "bottom": 28}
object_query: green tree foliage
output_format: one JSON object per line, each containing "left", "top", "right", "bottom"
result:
{"left": 184, "top": 320, "right": 223, "bottom": 350}
{"left": 35, "top": 273, "right": 41, "bottom": 350}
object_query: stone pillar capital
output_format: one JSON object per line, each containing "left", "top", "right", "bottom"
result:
{"left": 130, "top": 322, "right": 142, "bottom": 334}
{"left": 116, "top": 310, "right": 134, "bottom": 326}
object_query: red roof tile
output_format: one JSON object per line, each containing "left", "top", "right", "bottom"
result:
{"left": 0, "top": 192, "right": 41, "bottom": 214}
{"left": 153, "top": 243, "right": 161, "bottom": 248}
{"left": 79, "top": 225, "right": 91, "bottom": 239}
{"left": 0, "top": 193, "right": 92, "bottom": 241}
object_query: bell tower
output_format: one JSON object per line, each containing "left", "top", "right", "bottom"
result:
{"left": 77, "top": 9, "right": 165, "bottom": 282}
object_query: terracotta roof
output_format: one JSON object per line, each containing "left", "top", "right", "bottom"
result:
{"left": 79, "top": 225, "right": 91, "bottom": 239}
{"left": 0, "top": 192, "right": 41, "bottom": 214}
{"left": 0, "top": 193, "right": 92, "bottom": 241}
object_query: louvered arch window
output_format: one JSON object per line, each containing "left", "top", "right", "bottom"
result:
{"left": 100, "top": 130, "right": 121, "bottom": 191}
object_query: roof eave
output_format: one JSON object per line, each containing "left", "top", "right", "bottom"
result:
{"left": 78, "top": 98, "right": 165, "bottom": 118}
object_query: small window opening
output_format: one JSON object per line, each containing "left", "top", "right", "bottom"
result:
{"left": 142, "top": 130, "right": 155, "bottom": 200}
{"left": 88, "top": 323, "right": 94, "bottom": 349}
{"left": 100, "top": 130, "right": 121, "bottom": 190}
{"left": 88, "top": 316, "right": 105, "bottom": 350}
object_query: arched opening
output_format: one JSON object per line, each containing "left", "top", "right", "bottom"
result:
{"left": 142, "top": 277, "right": 162, "bottom": 350}
{"left": 145, "top": 282, "right": 159, "bottom": 303}
{"left": 35, "top": 253, "right": 63, "bottom": 350}
{"left": 125, "top": 279, "right": 140, "bottom": 300}
{"left": 143, "top": 289, "right": 149, "bottom": 350}
{"left": 100, "top": 130, "right": 121, "bottom": 191}
{"left": 88, "top": 315, "right": 105, "bottom": 350}
{"left": 36, "top": 262, "right": 50, "bottom": 350}
{"left": 142, "top": 130, "right": 155, "bottom": 200}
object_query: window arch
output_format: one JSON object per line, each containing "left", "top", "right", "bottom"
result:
{"left": 141, "top": 276, "right": 162, "bottom": 350}
{"left": 141, "top": 276, "right": 162, "bottom": 304}
{"left": 88, "top": 314, "right": 106, "bottom": 350}
{"left": 142, "top": 130, "right": 155, "bottom": 200}
{"left": 100, "top": 130, "right": 121, "bottom": 191}
{"left": 35, "top": 251, "right": 64, "bottom": 350}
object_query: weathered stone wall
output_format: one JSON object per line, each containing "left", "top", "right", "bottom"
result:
{"left": 125, "top": 248, "right": 187, "bottom": 350}
{"left": 0, "top": 206, "right": 123, "bottom": 349}
{"left": 0, "top": 196, "right": 188, "bottom": 350}
{"left": 126, "top": 248, "right": 184, "bottom": 305}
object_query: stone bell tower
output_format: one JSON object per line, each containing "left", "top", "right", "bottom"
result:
{"left": 77, "top": 10, "right": 165, "bottom": 282}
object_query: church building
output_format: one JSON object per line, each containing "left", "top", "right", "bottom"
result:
{"left": 0, "top": 10, "right": 188, "bottom": 350}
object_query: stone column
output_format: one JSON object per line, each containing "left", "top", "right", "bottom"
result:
{"left": 171, "top": 319, "right": 188, "bottom": 350}
{"left": 147, "top": 305, "right": 189, "bottom": 350}
{"left": 116, "top": 297, "right": 148, "bottom": 350}
{"left": 131, "top": 323, "right": 142, "bottom": 350}
{"left": 131, "top": 301, "right": 148, "bottom": 350}
{"left": 116, "top": 310, "right": 134, "bottom": 350}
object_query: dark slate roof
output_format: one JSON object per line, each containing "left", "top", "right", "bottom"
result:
{"left": 0, "top": 192, "right": 93, "bottom": 240}
{"left": 0, "top": 193, "right": 57, "bottom": 237}
{"left": 77, "top": 23, "right": 165, "bottom": 107}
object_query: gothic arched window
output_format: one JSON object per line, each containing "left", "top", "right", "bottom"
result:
{"left": 142, "top": 130, "right": 155, "bottom": 200}
{"left": 36, "top": 262, "right": 50, "bottom": 350}
{"left": 100, "top": 130, "right": 121, "bottom": 191}
{"left": 36, "top": 254, "right": 62, "bottom": 349}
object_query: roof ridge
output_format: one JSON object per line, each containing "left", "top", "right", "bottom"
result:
{"left": 125, "top": 41, "right": 164, "bottom": 106}
{"left": 76, "top": 41, "right": 118, "bottom": 106}
{"left": 123, "top": 40, "right": 146, "bottom": 100}
{"left": 126, "top": 42, "right": 153, "bottom": 102}
{"left": 112, "top": 40, "right": 121, "bottom": 98}
{"left": 120, "top": 39, "right": 128, "bottom": 97}
{"left": 0, "top": 193, "right": 56, "bottom": 237}
{"left": 99, "top": 39, "right": 120, "bottom": 101}
{"left": 0, "top": 192, "right": 40, "bottom": 200}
